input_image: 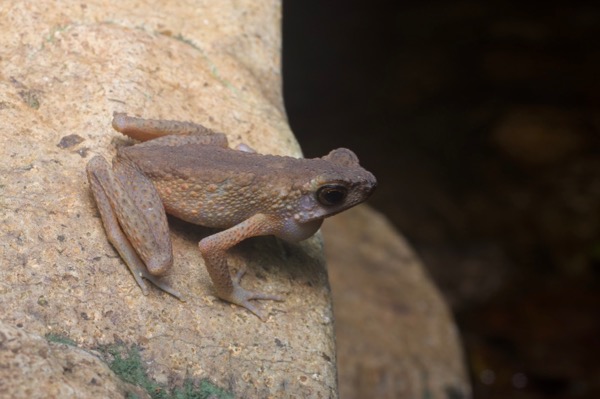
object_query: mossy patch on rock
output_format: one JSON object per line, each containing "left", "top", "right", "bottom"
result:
{"left": 104, "top": 344, "right": 233, "bottom": 399}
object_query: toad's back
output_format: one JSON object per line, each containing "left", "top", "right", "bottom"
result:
{"left": 119, "top": 144, "right": 328, "bottom": 227}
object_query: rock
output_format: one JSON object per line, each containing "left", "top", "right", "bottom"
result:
{"left": 323, "top": 206, "right": 471, "bottom": 399}
{"left": 1, "top": 2, "right": 471, "bottom": 398}
{"left": 0, "top": 321, "right": 150, "bottom": 399}
{"left": 0, "top": 1, "right": 335, "bottom": 397}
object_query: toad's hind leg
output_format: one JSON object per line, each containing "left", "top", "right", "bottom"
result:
{"left": 112, "top": 112, "right": 229, "bottom": 146}
{"left": 86, "top": 155, "right": 183, "bottom": 300}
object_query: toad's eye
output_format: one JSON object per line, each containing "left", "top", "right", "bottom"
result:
{"left": 316, "top": 184, "right": 348, "bottom": 206}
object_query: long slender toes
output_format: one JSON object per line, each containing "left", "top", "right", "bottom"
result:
{"left": 132, "top": 272, "right": 150, "bottom": 296}
{"left": 231, "top": 270, "right": 282, "bottom": 301}
{"left": 226, "top": 283, "right": 283, "bottom": 321}
{"left": 140, "top": 271, "right": 185, "bottom": 301}
{"left": 238, "top": 300, "right": 267, "bottom": 321}
{"left": 249, "top": 292, "right": 284, "bottom": 301}
{"left": 232, "top": 268, "right": 247, "bottom": 284}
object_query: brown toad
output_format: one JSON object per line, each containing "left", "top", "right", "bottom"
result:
{"left": 87, "top": 113, "right": 376, "bottom": 320}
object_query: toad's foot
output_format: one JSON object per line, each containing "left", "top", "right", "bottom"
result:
{"left": 223, "top": 269, "right": 283, "bottom": 321}
{"left": 135, "top": 268, "right": 185, "bottom": 301}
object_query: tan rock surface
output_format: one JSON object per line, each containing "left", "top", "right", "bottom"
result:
{"left": 0, "top": 321, "right": 150, "bottom": 399}
{"left": 0, "top": 1, "right": 335, "bottom": 398}
{"left": 324, "top": 206, "right": 471, "bottom": 399}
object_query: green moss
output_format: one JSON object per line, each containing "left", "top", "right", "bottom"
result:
{"left": 173, "top": 379, "right": 234, "bottom": 399}
{"left": 18, "top": 90, "right": 40, "bottom": 109}
{"left": 105, "top": 345, "right": 233, "bottom": 399}
{"left": 45, "top": 332, "right": 77, "bottom": 346}
{"left": 173, "top": 34, "right": 200, "bottom": 50}
{"left": 43, "top": 332, "right": 231, "bottom": 398}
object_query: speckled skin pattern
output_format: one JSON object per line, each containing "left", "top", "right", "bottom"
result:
{"left": 86, "top": 113, "right": 377, "bottom": 320}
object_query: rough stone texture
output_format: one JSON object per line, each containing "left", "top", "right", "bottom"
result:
{"left": 324, "top": 206, "right": 472, "bottom": 399}
{"left": 0, "top": 2, "right": 472, "bottom": 398}
{"left": 0, "top": 1, "right": 335, "bottom": 398}
{"left": 0, "top": 320, "right": 150, "bottom": 399}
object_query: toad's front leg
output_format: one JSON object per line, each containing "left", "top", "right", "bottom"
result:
{"left": 198, "top": 214, "right": 284, "bottom": 320}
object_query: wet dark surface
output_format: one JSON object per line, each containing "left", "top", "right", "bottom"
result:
{"left": 283, "top": 1, "right": 600, "bottom": 398}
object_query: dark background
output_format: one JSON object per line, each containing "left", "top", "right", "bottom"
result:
{"left": 282, "top": 1, "right": 600, "bottom": 398}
